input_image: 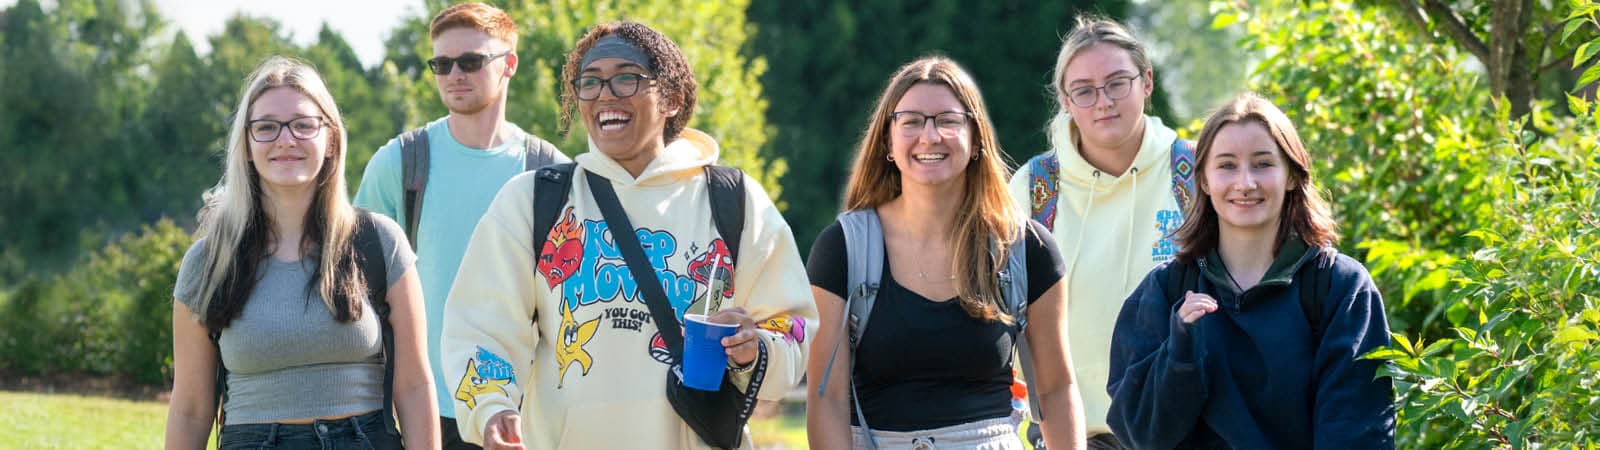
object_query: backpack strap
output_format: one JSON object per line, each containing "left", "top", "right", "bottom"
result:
{"left": 398, "top": 128, "right": 430, "bottom": 249}
{"left": 1169, "top": 139, "right": 1197, "bottom": 214}
{"left": 209, "top": 330, "right": 228, "bottom": 436}
{"left": 1026, "top": 153, "right": 1061, "bottom": 229}
{"left": 999, "top": 226, "right": 1043, "bottom": 421}
{"left": 703, "top": 166, "right": 746, "bottom": 264}
{"left": 531, "top": 163, "right": 578, "bottom": 265}
{"left": 351, "top": 210, "right": 398, "bottom": 436}
{"left": 523, "top": 136, "right": 567, "bottom": 172}
{"left": 1298, "top": 248, "right": 1335, "bottom": 340}
{"left": 816, "top": 209, "right": 884, "bottom": 448}
{"left": 1162, "top": 257, "right": 1203, "bottom": 307}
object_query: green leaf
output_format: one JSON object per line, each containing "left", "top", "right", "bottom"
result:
{"left": 1578, "top": 37, "right": 1600, "bottom": 68}
{"left": 1578, "top": 62, "right": 1600, "bottom": 89}
{"left": 1393, "top": 333, "right": 1417, "bottom": 355}
{"left": 1453, "top": 327, "right": 1478, "bottom": 343}
{"left": 1364, "top": 347, "right": 1411, "bottom": 360}
{"left": 1565, "top": 17, "right": 1587, "bottom": 43}
{"left": 1212, "top": 13, "right": 1239, "bottom": 29}
{"left": 1571, "top": 93, "right": 1592, "bottom": 116}
{"left": 1552, "top": 325, "right": 1599, "bottom": 345}
{"left": 1421, "top": 339, "right": 1455, "bottom": 358}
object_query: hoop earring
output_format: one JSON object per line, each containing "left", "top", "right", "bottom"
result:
{"left": 886, "top": 154, "right": 895, "bottom": 162}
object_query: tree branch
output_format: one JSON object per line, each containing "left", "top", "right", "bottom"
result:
{"left": 1394, "top": 0, "right": 1435, "bottom": 38}
{"left": 1419, "top": 0, "right": 1493, "bottom": 64}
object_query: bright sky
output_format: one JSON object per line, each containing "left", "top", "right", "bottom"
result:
{"left": 2, "top": 0, "right": 427, "bottom": 68}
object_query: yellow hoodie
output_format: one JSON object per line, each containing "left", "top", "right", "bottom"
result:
{"left": 441, "top": 129, "right": 817, "bottom": 449}
{"left": 1007, "top": 114, "right": 1184, "bottom": 435}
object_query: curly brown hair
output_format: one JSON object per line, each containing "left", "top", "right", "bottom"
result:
{"left": 559, "top": 21, "right": 697, "bottom": 144}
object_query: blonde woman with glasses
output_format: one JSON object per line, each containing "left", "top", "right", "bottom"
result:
{"left": 166, "top": 56, "right": 438, "bottom": 450}
{"left": 1007, "top": 15, "right": 1195, "bottom": 449}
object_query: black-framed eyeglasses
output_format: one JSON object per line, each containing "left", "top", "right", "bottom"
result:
{"left": 572, "top": 72, "right": 658, "bottom": 101}
{"left": 248, "top": 117, "right": 327, "bottom": 143}
{"left": 427, "top": 51, "right": 510, "bottom": 75}
{"left": 1066, "top": 73, "right": 1144, "bottom": 108}
{"left": 888, "top": 111, "right": 972, "bottom": 137}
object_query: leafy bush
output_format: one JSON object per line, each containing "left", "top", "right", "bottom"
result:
{"left": 1228, "top": 0, "right": 1600, "bottom": 446}
{"left": 0, "top": 219, "right": 191, "bottom": 384}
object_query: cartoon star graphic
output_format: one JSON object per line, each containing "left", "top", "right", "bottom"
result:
{"left": 555, "top": 299, "right": 601, "bottom": 387}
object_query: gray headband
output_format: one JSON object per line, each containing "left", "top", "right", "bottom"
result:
{"left": 578, "top": 35, "right": 655, "bottom": 72}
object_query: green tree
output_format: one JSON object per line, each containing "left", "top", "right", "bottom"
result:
{"left": 375, "top": 0, "right": 785, "bottom": 201}
{"left": 748, "top": 0, "right": 1151, "bottom": 246}
{"left": 0, "top": 0, "right": 163, "bottom": 272}
{"left": 1387, "top": 0, "right": 1589, "bottom": 119}
{"left": 1228, "top": 0, "right": 1600, "bottom": 446}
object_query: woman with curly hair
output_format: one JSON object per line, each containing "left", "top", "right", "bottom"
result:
{"left": 440, "top": 21, "right": 816, "bottom": 450}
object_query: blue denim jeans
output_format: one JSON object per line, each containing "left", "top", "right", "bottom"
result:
{"left": 218, "top": 410, "right": 401, "bottom": 450}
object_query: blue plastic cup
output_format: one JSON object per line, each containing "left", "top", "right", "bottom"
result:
{"left": 680, "top": 313, "right": 739, "bottom": 391}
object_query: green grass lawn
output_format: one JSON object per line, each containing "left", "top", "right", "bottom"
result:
{"left": 1, "top": 391, "right": 173, "bottom": 449}
{"left": 1, "top": 390, "right": 807, "bottom": 449}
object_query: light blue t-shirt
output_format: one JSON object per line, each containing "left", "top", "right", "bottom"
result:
{"left": 353, "top": 117, "right": 567, "bottom": 417}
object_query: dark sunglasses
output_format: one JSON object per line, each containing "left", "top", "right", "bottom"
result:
{"left": 427, "top": 51, "right": 510, "bottom": 75}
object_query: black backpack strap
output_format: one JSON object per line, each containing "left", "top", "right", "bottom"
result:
{"left": 1298, "top": 249, "right": 1334, "bottom": 340}
{"left": 398, "top": 128, "right": 430, "bottom": 248}
{"left": 1163, "top": 259, "right": 1202, "bottom": 305}
{"left": 585, "top": 171, "right": 687, "bottom": 354}
{"left": 702, "top": 166, "right": 746, "bottom": 264}
{"left": 210, "top": 329, "right": 227, "bottom": 436}
{"left": 531, "top": 163, "right": 578, "bottom": 259}
{"left": 352, "top": 210, "right": 398, "bottom": 436}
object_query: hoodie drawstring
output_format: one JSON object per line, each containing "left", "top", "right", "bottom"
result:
{"left": 1062, "top": 171, "right": 1101, "bottom": 288}
{"left": 1125, "top": 167, "right": 1139, "bottom": 289}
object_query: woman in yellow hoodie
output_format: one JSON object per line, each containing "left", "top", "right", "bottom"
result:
{"left": 439, "top": 22, "right": 816, "bottom": 450}
{"left": 1006, "top": 15, "right": 1190, "bottom": 450}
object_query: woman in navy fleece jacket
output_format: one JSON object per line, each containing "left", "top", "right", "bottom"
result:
{"left": 1106, "top": 94, "right": 1395, "bottom": 449}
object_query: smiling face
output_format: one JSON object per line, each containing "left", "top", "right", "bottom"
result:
{"left": 577, "top": 56, "right": 676, "bottom": 163}
{"left": 1201, "top": 120, "right": 1293, "bottom": 236}
{"left": 1061, "top": 42, "right": 1152, "bottom": 151}
{"left": 432, "top": 27, "right": 515, "bottom": 115}
{"left": 888, "top": 82, "right": 973, "bottom": 187}
{"left": 248, "top": 87, "right": 330, "bottom": 192}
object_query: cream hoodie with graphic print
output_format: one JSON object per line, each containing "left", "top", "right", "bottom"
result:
{"left": 441, "top": 129, "right": 816, "bottom": 449}
{"left": 1007, "top": 114, "right": 1184, "bottom": 434}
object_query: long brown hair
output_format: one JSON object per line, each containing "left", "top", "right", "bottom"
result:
{"left": 842, "top": 56, "right": 1021, "bottom": 324}
{"left": 559, "top": 21, "right": 697, "bottom": 144}
{"left": 1174, "top": 93, "right": 1340, "bottom": 262}
{"left": 192, "top": 56, "right": 365, "bottom": 333}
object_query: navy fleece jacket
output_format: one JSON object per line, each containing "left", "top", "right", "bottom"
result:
{"left": 1106, "top": 240, "right": 1396, "bottom": 449}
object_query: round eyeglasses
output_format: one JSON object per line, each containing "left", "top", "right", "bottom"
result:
{"left": 1066, "top": 73, "right": 1144, "bottom": 108}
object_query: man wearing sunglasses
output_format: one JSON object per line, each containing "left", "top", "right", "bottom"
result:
{"left": 353, "top": 4, "right": 567, "bottom": 450}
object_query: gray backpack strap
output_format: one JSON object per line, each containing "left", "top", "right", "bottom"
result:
{"left": 522, "top": 135, "right": 568, "bottom": 171}
{"left": 398, "top": 128, "right": 430, "bottom": 248}
{"left": 1001, "top": 226, "right": 1043, "bottom": 421}
{"left": 817, "top": 208, "right": 884, "bottom": 449}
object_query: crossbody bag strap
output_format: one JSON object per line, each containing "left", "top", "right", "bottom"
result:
{"left": 585, "top": 171, "right": 685, "bottom": 355}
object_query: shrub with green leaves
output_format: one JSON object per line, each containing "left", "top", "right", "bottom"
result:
{"left": 0, "top": 219, "right": 191, "bottom": 384}
{"left": 1228, "top": 0, "right": 1600, "bottom": 446}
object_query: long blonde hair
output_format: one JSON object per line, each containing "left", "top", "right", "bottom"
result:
{"left": 191, "top": 56, "right": 363, "bottom": 331}
{"left": 842, "top": 56, "right": 1021, "bottom": 324}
